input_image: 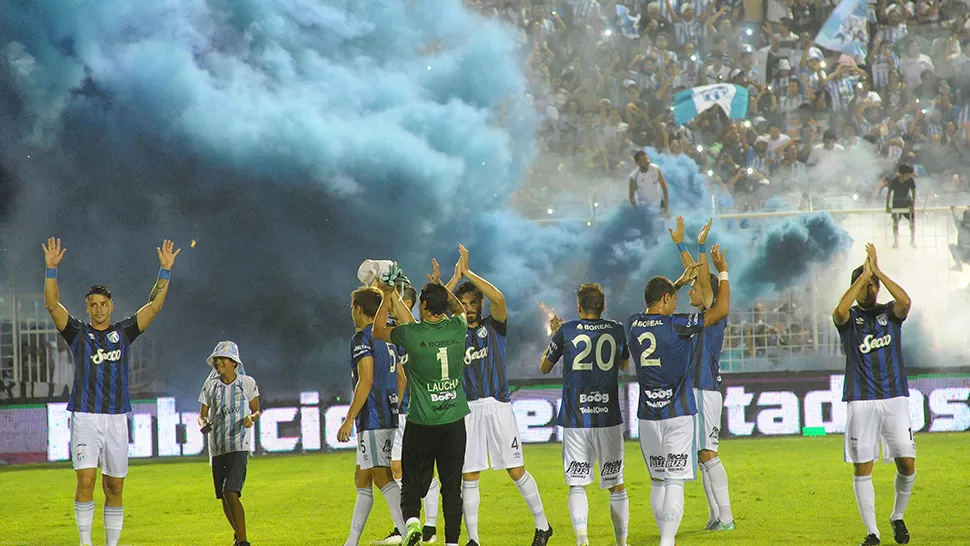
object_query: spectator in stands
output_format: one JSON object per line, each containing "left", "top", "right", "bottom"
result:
{"left": 628, "top": 150, "right": 671, "bottom": 217}
{"left": 949, "top": 206, "right": 970, "bottom": 270}
{"left": 885, "top": 163, "right": 918, "bottom": 248}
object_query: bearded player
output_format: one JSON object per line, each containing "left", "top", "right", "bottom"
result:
{"left": 446, "top": 245, "right": 552, "bottom": 546}
{"left": 43, "top": 237, "right": 180, "bottom": 546}
{"left": 834, "top": 243, "right": 915, "bottom": 546}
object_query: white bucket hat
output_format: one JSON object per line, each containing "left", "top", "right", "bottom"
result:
{"left": 207, "top": 340, "right": 243, "bottom": 367}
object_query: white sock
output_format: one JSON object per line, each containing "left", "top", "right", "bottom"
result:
{"left": 425, "top": 475, "right": 440, "bottom": 527}
{"left": 104, "top": 506, "right": 123, "bottom": 546}
{"left": 381, "top": 482, "right": 407, "bottom": 535}
{"left": 649, "top": 480, "right": 666, "bottom": 528}
{"left": 345, "top": 488, "right": 374, "bottom": 546}
{"left": 853, "top": 475, "right": 879, "bottom": 538}
{"left": 609, "top": 489, "right": 629, "bottom": 546}
{"left": 700, "top": 464, "right": 718, "bottom": 523}
{"left": 74, "top": 500, "right": 94, "bottom": 546}
{"left": 462, "top": 480, "right": 481, "bottom": 542}
{"left": 703, "top": 457, "right": 734, "bottom": 524}
{"left": 891, "top": 472, "right": 916, "bottom": 521}
{"left": 514, "top": 472, "right": 549, "bottom": 531}
{"left": 658, "top": 479, "right": 685, "bottom": 546}
{"left": 567, "top": 486, "right": 589, "bottom": 544}
{"left": 395, "top": 478, "right": 403, "bottom": 489}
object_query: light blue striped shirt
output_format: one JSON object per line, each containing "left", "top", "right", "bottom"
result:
{"left": 200, "top": 375, "right": 259, "bottom": 457}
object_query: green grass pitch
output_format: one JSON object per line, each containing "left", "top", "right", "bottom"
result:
{"left": 1, "top": 434, "right": 967, "bottom": 545}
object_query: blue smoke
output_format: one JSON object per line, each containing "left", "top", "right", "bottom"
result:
{"left": 0, "top": 0, "right": 852, "bottom": 398}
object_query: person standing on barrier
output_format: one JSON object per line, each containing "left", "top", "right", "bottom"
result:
{"left": 948, "top": 206, "right": 970, "bottom": 271}
{"left": 884, "top": 164, "right": 917, "bottom": 249}
{"left": 833, "top": 243, "right": 915, "bottom": 546}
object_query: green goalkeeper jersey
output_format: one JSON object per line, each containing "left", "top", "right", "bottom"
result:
{"left": 391, "top": 315, "right": 470, "bottom": 426}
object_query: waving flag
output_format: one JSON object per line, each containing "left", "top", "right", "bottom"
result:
{"left": 815, "top": 0, "right": 870, "bottom": 57}
{"left": 615, "top": 5, "right": 640, "bottom": 39}
{"left": 672, "top": 84, "right": 749, "bottom": 125}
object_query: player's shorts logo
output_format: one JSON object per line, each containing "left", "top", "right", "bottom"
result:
{"left": 566, "top": 460, "right": 591, "bottom": 477}
{"left": 665, "top": 453, "right": 689, "bottom": 469}
{"left": 709, "top": 426, "right": 720, "bottom": 439}
{"left": 383, "top": 439, "right": 392, "bottom": 453}
{"left": 107, "top": 331, "right": 120, "bottom": 344}
{"left": 601, "top": 460, "right": 622, "bottom": 476}
{"left": 648, "top": 455, "right": 666, "bottom": 469}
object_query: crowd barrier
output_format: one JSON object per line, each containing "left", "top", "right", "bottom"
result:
{"left": 2, "top": 370, "right": 968, "bottom": 466}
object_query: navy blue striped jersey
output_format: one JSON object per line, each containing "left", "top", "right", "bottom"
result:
{"left": 351, "top": 324, "right": 400, "bottom": 431}
{"left": 836, "top": 302, "right": 909, "bottom": 402}
{"left": 626, "top": 312, "right": 705, "bottom": 420}
{"left": 60, "top": 315, "right": 141, "bottom": 414}
{"left": 462, "top": 316, "right": 509, "bottom": 402}
{"left": 690, "top": 319, "right": 727, "bottom": 391}
{"left": 545, "top": 319, "right": 629, "bottom": 428}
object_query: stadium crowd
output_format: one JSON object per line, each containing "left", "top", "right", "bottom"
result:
{"left": 473, "top": 0, "right": 970, "bottom": 210}
{"left": 466, "top": 0, "right": 970, "bottom": 369}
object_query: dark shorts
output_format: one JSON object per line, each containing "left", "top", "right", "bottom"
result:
{"left": 892, "top": 212, "right": 913, "bottom": 224}
{"left": 212, "top": 451, "right": 248, "bottom": 499}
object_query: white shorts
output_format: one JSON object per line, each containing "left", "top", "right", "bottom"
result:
{"left": 71, "top": 412, "right": 130, "bottom": 478}
{"left": 463, "top": 398, "right": 524, "bottom": 472}
{"left": 693, "top": 389, "right": 723, "bottom": 453}
{"left": 357, "top": 429, "right": 395, "bottom": 470}
{"left": 844, "top": 397, "right": 917, "bottom": 464}
{"left": 639, "top": 415, "right": 696, "bottom": 481}
{"left": 562, "top": 425, "right": 624, "bottom": 489}
{"left": 392, "top": 418, "right": 406, "bottom": 462}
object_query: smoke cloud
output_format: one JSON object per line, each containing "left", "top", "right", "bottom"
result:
{"left": 0, "top": 0, "right": 853, "bottom": 400}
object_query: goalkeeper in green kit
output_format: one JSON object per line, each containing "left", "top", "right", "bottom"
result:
{"left": 373, "top": 258, "right": 469, "bottom": 546}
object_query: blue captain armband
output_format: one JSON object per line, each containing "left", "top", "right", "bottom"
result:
{"left": 677, "top": 242, "right": 688, "bottom": 253}
{"left": 699, "top": 244, "right": 707, "bottom": 254}
{"left": 158, "top": 269, "right": 171, "bottom": 280}
{"left": 46, "top": 268, "right": 57, "bottom": 279}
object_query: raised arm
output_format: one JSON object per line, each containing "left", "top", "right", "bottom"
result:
{"left": 458, "top": 245, "right": 506, "bottom": 323}
{"left": 136, "top": 240, "right": 181, "bottom": 332}
{"left": 540, "top": 315, "right": 564, "bottom": 374}
{"left": 43, "top": 237, "right": 69, "bottom": 331}
{"left": 702, "top": 245, "right": 730, "bottom": 325}
{"left": 867, "top": 243, "right": 911, "bottom": 320}
{"left": 696, "top": 219, "right": 715, "bottom": 309}
{"left": 834, "top": 256, "right": 872, "bottom": 326}
{"left": 668, "top": 216, "right": 695, "bottom": 269}
{"left": 372, "top": 285, "right": 397, "bottom": 343}
{"left": 389, "top": 288, "right": 415, "bottom": 325}
{"left": 337, "top": 357, "right": 374, "bottom": 442}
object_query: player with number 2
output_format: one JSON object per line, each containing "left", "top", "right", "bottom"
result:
{"left": 627, "top": 245, "right": 730, "bottom": 546}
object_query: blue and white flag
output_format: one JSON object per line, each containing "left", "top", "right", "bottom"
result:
{"left": 815, "top": 0, "right": 869, "bottom": 57}
{"left": 672, "top": 84, "right": 749, "bottom": 125}
{"left": 615, "top": 5, "right": 640, "bottom": 39}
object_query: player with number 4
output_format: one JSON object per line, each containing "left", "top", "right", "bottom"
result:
{"left": 626, "top": 245, "right": 730, "bottom": 546}
{"left": 446, "top": 245, "right": 552, "bottom": 546}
